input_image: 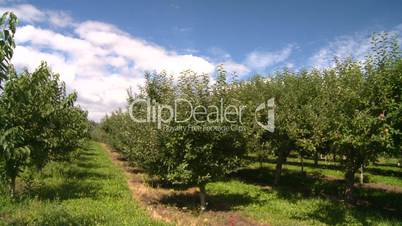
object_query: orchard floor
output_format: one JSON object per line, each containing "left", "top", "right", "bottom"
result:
{"left": 102, "top": 143, "right": 402, "bottom": 226}
{"left": 102, "top": 143, "right": 266, "bottom": 226}
{"left": 0, "top": 142, "right": 167, "bottom": 226}
{"left": 1, "top": 142, "right": 401, "bottom": 226}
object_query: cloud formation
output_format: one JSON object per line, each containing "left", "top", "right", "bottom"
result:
{"left": 245, "top": 45, "right": 293, "bottom": 70}
{"left": 1, "top": 3, "right": 295, "bottom": 121}
{"left": 1, "top": 4, "right": 220, "bottom": 120}
{"left": 309, "top": 26, "right": 402, "bottom": 69}
{"left": 0, "top": 3, "right": 75, "bottom": 27}
{"left": 309, "top": 34, "right": 371, "bottom": 69}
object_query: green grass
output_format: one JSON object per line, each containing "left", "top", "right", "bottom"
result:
{"left": 206, "top": 179, "right": 402, "bottom": 226}
{"left": 151, "top": 155, "right": 402, "bottom": 225}
{"left": 249, "top": 155, "right": 402, "bottom": 187}
{"left": 1, "top": 144, "right": 401, "bottom": 226}
{"left": 160, "top": 166, "right": 402, "bottom": 225}
{"left": 0, "top": 142, "right": 167, "bottom": 226}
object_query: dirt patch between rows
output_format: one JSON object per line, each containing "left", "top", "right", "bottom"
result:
{"left": 101, "top": 143, "right": 268, "bottom": 226}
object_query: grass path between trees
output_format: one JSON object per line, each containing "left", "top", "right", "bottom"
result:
{"left": 102, "top": 143, "right": 402, "bottom": 226}
{"left": 0, "top": 141, "right": 167, "bottom": 226}
{"left": 2, "top": 142, "right": 401, "bottom": 226}
{"left": 101, "top": 143, "right": 267, "bottom": 226}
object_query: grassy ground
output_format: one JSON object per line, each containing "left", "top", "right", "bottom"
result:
{"left": 161, "top": 168, "right": 401, "bottom": 225}
{"left": 206, "top": 179, "right": 401, "bottom": 226}
{"left": 1, "top": 143, "right": 401, "bottom": 226}
{"left": 0, "top": 142, "right": 166, "bottom": 226}
{"left": 214, "top": 154, "right": 402, "bottom": 225}
{"left": 205, "top": 168, "right": 402, "bottom": 226}
{"left": 249, "top": 155, "right": 402, "bottom": 187}
{"left": 159, "top": 156, "right": 402, "bottom": 225}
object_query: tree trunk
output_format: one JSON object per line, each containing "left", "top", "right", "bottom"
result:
{"left": 314, "top": 152, "right": 319, "bottom": 167}
{"left": 274, "top": 151, "right": 287, "bottom": 186}
{"left": 300, "top": 153, "right": 304, "bottom": 173}
{"left": 345, "top": 157, "right": 355, "bottom": 202}
{"left": 360, "top": 164, "right": 364, "bottom": 184}
{"left": 199, "top": 184, "right": 206, "bottom": 212}
{"left": 9, "top": 176, "right": 16, "bottom": 198}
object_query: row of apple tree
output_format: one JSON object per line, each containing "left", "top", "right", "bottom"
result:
{"left": 0, "top": 13, "right": 89, "bottom": 197}
{"left": 94, "top": 33, "right": 401, "bottom": 209}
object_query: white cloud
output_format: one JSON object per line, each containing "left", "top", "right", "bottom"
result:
{"left": 309, "top": 48, "right": 332, "bottom": 69}
{"left": 221, "top": 60, "right": 250, "bottom": 75}
{"left": 3, "top": 3, "right": 298, "bottom": 121}
{"left": 0, "top": 4, "right": 44, "bottom": 23}
{"left": 309, "top": 34, "right": 371, "bottom": 69}
{"left": 285, "top": 62, "right": 294, "bottom": 69}
{"left": 74, "top": 21, "right": 215, "bottom": 75}
{"left": 206, "top": 46, "right": 296, "bottom": 75}
{"left": 205, "top": 47, "right": 250, "bottom": 75}
{"left": 6, "top": 4, "right": 219, "bottom": 121}
{"left": 47, "top": 10, "right": 75, "bottom": 28}
{"left": 0, "top": 3, "right": 75, "bottom": 27}
{"left": 70, "top": 75, "right": 145, "bottom": 120}
{"left": 207, "top": 47, "right": 232, "bottom": 60}
{"left": 309, "top": 24, "right": 402, "bottom": 69}
{"left": 245, "top": 45, "right": 293, "bottom": 70}
{"left": 12, "top": 45, "right": 77, "bottom": 84}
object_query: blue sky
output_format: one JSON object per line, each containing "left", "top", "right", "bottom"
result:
{"left": 32, "top": 0, "right": 402, "bottom": 67}
{"left": 1, "top": 0, "right": 402, "bottom": 120}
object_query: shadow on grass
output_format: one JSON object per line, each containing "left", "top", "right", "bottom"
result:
{"left": 75, "top": 161, "right": 102, "bottom": 169}
{"left": 27, "top": 147, "right": 106, "bottom": 201}
{"left": 366, "top": 167, "right": 402, "bottom": 178}
{"left": 301, "top": 201, "right": 356, "bottom": 225}
{"left": 303, "top": 194, "right": 401, "bottom": 225}
{"left": 232, "top": 166, "right": 402, "bottom": 221}
{"left": 159, "top": 191, "right": 258, "bottom": 212}
{"left": 246, "top": 155, "right": 342, "bottom": 171}
{"left": 64, "top": 167, "right": 109, "bottom": 180}
{"left": 30, "top": 181, "right": 101, "bottom": 201}
{"left": 231, "top": 166, "right": 343, "bottom": 195}
{"left": 354, "top": 187, "right": 402, "bottom": 218}
{"left": 246, "top": 155, "right": 402, "bottom": 180}
{"left": 146, "top": 177, "right": 195, "bottom": 191}
{"left": 373, "top": 162, "right": 400, "bottom": 168}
